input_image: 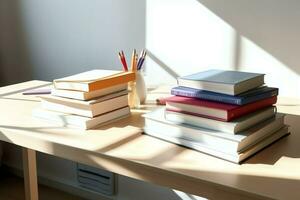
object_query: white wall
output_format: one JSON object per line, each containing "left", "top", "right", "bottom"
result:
{"left": 0, "top": 0, "right": 145, "bottom": 85}
{"left": 145, "top": 0, "right": 300, "bottom": 97}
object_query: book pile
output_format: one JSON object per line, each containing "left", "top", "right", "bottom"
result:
{"left": 143, "top": 69, "right": 290, "bottom": 163}
{"left": 33, "top": 69, "right": 135, "bottom": 129}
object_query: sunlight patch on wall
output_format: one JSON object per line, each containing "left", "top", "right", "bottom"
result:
{"left": 145, "top": 0, "right": 300, "bottom": 97}
{"left": 239, "top": 37, "right": 300, "bottom": 97}
{"left": 145, "top": 0, "right": 236, "bottom": 86}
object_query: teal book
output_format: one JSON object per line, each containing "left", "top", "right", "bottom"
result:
{"left": 178, "top": 69, "right": 265, "bottom": 95}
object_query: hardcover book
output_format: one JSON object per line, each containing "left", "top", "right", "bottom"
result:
{"left": 143, "top": 108, "right": 288, "bottom": 163}
{"left": 144, "top": 126, "right": 289, "bottom": 163}
{"left": 177, "top": 69, "right": 264, "bottom": 95}
{"left": 171, "top": 86, "right": 278, "bottom": 105}
{"left": 165, "top": 95, "right": 277, "bottom": 121}
{"left": 33, "top": 106, "right": 130, "bottom": 130}
{"left": 165, "top": 106, "right": 276, "bottom": 134}
{"left": 52, "top": 84, "right": 127, "bottom": 100}
{"left": 53, "top": 69, "right": 135, "bottom": 92}
{"left": 40, "top": 90, "right": 128, "bottom": 118}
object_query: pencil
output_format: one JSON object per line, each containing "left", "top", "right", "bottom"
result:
{"left": 138, "top": 49, "right": 147, "bottom": 70}
{"left": 118, "top": 52, "right": 126, "bottom": 71}
{"left": 130, "top": 50, "right": 134, "bottom": 71}
{"left": 136, "top": 49, "right": 144, "bottom": 70}
{"left": 121, "top": 51, "right": 128, "bottom": 71}
{"left": 134, "top": 51, "right": 138, "bottom": 71}
{"left": 131, "top": 49, "right": 137, "bottom": 72}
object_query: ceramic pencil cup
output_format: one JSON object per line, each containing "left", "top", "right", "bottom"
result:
{"left": 128, "top": 72, "right": 146, "bottom": 108}
{"left": 135, "top": 71, "right": 146, "bottom": 103}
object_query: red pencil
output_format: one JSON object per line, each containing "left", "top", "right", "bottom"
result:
{"left": 118, "top": 52, "right": 127, "bottom": 71}
{"left": 121, "top": 51, "right": 128, "bottom": 71}
{"left": 118, "top": 51, "right": 128, "bottom": 71}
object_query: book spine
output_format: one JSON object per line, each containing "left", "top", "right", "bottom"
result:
{"left": 240, "top": 89, "right": 278, "bottom": 105}
{"left": 227, "top": 96, "right": 277, "bottom": 121}
{"left": 166, "top": 108, "right": 228, "bottom": 122}
{"left": 171, "top": 88, "right": 241, "bottom": 105}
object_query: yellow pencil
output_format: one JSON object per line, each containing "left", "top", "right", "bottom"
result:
{"left": 134, "top": 51, "right": 138, "bottom": 71}
{"left": 130, "top": 49, "right": 135, "bottom": 72}
{"left": 132, "top": 49, "right": 138, "bottom": 72}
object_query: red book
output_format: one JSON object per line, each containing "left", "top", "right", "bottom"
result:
{"left": 165, "top": 95, "right": 277, "bottom": 121}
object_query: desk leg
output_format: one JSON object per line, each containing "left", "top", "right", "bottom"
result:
{"left": 22, "top": 148, "right": 39, "bottom": 200}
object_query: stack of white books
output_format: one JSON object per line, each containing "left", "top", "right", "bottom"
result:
{"left": 33, "top": 69, "right": 135, "bottom": 129}
{"left": 143, "top": 70, "right": 290, "bottom": 163}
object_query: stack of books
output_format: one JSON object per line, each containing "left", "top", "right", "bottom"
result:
{"left": 33, "top": 69, "right": 135, "bottom": 129}
{"left": 143, "top": 69, "right": 290, "bottom": 163}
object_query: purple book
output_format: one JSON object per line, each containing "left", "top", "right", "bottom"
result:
{"left": 22, "top": 88, "right": 51, "bottom": 95}
{"left": 171, "top": 86, "right": 278, "bottom": 105}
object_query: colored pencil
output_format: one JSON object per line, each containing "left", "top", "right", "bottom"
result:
{"left": 118, "top": 52, "right": 126, "bottom": 71}
{"left": 121, "top": 51, "right": 128, "bottom": 71}
{"left": 136, "top": 49, "right": 144, "bottom": 70}
{"left": 131, "top": 49, "right": 137, "bottom": 72}
{"left": 138, "top": 49, "right": 147, "bottom": 70}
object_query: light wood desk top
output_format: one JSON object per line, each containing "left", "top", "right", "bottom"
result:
{"left": 0, "top": 81, "right": 300, "bottom": 200}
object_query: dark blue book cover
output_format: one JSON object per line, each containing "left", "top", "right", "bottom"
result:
{"left": 171, "top": 86, "right": 278, "bottom": 105}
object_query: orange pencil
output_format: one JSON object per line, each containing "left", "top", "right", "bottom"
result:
{"left": 131, "top": 49, "right": 137, "bottom": 72}
{"left": 134, "top": 51, "right": 138, "bottom": 71}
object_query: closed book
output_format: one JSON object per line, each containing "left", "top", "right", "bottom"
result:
{"left": 165, "top": 95, "right": 277, "bottom": 121}
{"left": 171, "top": 86, "right": 278, "bottom": 105}
{"left": 53, "top": 69, "right": 135, "bottom": 92}
{"left": 178, "top": 69, "right": 264, "bottom": 95}
{"left": 40, "top": 90, "right": 128, "bottom": 118}
{"left": 165, "top": 107, "right": 276, "bottom": 134}
{"left": 52, "top": 84, "right": 127, "bottom": 100}
{"left": 144, "top": 126, "right": 289, "bottom": 163}
{"left": 32, "top": 106, "right": 130, "bottom": 129}
{"left": 143, "top": 108, "right": 285, "bottom": 155}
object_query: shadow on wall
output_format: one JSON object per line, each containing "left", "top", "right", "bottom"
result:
{"left": 197, "top": 0, "right": 300, "bottom": 76}
{"left": 0, "top": 0, "right": 33, "bottom": 86}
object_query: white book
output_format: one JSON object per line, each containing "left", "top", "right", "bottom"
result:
{"left": 40, "top": 90, "right": 128, "bottom": 118}
{"left": 165, "top": 107, "right": 276, "bottom": 134}
{"left": 143, "top": 108, "right": 285, "bottom": 154}
{"left": 51, "top": 84, "right": 127, "bottom": 100}
{"left": 144, "top": 126, "right": 289, "bottom": 163}
{"left": 53, "top": 69, "right": 134, "bottom": 92}
{"left": 32, "top": 106, "right": 130, "bottom": 130}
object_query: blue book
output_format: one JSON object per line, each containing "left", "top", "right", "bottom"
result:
{"left": 178, "top": 69, "right": 265, "bottom": 95}
{"left": 171, "top": 86, "right": 278, "bottom": 105}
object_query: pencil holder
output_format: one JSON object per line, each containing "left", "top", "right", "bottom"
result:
{"left": 128, "top": 72, "right": 146, "bottom": 108}
{"left": 135, "top": 71, "right": 147, "bottom": 103}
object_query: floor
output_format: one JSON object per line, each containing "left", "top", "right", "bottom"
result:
{"left": 0, "top": 170, "right": 86, "bottom": 200}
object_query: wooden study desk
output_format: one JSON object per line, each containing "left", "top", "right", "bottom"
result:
{"left": 0, "top": 80, "right": 300, "bottom": 200}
